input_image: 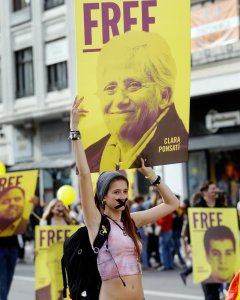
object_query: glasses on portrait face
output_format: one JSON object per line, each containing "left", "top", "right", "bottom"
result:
{"left": 102, "top": 78, "right": 156, "bottom": 96}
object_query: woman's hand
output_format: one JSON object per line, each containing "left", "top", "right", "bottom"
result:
{"left": 70, "top": 96, "right": 89, "bottom": 131}
{"left": 138, "top": 158, "right": 158, "bottom": 183}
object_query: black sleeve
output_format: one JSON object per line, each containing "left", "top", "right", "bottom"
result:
{"left": 0, "top": 236, "right": 19, "bottom": 248}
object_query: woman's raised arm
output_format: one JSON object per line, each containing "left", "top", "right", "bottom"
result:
{"left": 70, "top": 97, "right": 101, "bottom": 239}
{"left": 131, "top": 158, "right": 179, "bottom": 227}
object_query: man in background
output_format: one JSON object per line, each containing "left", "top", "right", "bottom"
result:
{"left": 195, "top": 180, "right": 226, "bottom": 300}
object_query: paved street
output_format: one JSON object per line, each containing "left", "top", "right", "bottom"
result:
{"left": 9, "top": 247, "right": 204, "bottom": 300}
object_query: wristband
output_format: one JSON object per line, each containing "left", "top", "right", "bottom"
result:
{"left": 145, "top": 169, "right": 157, "bottom": 183}
{"left": 151, "top": 175, "right": 161, "bottom": 186}
{"left": 68, "top": 130, "right": 81, "bottom": 140}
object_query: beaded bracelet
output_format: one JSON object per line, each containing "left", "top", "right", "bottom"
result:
{"left": 68, "top": 130, "right": 81, "bottom": 140}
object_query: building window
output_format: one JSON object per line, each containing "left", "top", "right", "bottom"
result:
{"left": 47, "top": 61, "right": 68, "bottom": 92}
{"left": 44, "top": 0, "right": 64, "bottom": 10}
{"left": 15, "top": 48, "right": 34, "bottom": 98}
{"left": 12, "top": 0, "right": 30, "bottom": 12}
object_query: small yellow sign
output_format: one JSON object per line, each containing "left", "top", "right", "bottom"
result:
{"left": 189, "top": 208, "right": 240, "bottom": 284}
{"left": 35, "top": 225, "right": 79, "bottom": 300}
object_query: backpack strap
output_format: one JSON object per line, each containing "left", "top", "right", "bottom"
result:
{"left": 61, "top": 256, "right": 68, "bottom": 298}
{"left": 92, "top": 215, "right": 110, "bottom": 255}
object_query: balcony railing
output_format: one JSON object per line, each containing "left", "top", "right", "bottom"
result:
{"left": 191, "top": 40, "right": 240, "bottom": 67}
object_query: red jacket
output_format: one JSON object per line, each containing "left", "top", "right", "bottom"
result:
{"left": 156, "top": 214, "right": 173, "bottom": 233}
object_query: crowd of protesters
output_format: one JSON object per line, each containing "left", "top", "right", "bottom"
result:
{"left": 129, "top": 178, "right": 240, "bottom": 300}
{"left": 1, "top": 176, "right": 240, "bottom": 300}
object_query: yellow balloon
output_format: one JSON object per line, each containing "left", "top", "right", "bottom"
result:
{"left": 57, "top": 185, "right": 76, "bottom": 206}
{"left": 0, "top": 161, "right": 6, "bottom": 174}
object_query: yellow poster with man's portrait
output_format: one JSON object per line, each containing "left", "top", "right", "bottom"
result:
{"left": 188, "top": 208, "right": 240, "bottom": 284}
{"left": 0, "top": 170, "right": 38, "bottom": 237}
{"left": 35, "top": 225, "right": 79, "bottom": 300}
{"left": 74, "top": 0, "right": 191, "bottom": 172}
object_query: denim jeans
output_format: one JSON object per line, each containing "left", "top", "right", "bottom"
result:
{"left": 0, "top": 247, "right": 18, "bottom": 300}
{"left": 159, "top": 230, "right": 173, "bottom": 269}
{"left": 172, "top": 231, "right": 185, "bottom": 265}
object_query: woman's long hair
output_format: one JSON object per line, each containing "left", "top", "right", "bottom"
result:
{"left": 41, "top": 199, "right": 74, "bottom": 225}
{"left": 121, "top": 205, "right": 141, "bottom": 260}
{"left": 94, "top": 178, "right": 141, "bottom": 260}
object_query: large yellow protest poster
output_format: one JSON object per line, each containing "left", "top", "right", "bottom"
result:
{"left": 0, "top": 170, "right": 38, "bottom": 237}
{"left": 74, "top": 0, "right": 191, "bottom": 172}
{"left": 188, "top": 208, "right": 240, "bottom": 284}
{"left": 35, "top": 225, "right": 79, "bottom": 300}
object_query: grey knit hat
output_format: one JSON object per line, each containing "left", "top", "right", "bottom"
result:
{"left": 96, "top": 171, "right": 128, "bottom": 203}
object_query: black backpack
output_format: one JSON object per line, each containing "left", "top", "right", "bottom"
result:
{"left": 61, "top": 215, "right": 110, "bottom": 300}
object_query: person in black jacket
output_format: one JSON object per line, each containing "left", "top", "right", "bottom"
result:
{"left": 0, "top": 236, "right": 19, "bottom": 300}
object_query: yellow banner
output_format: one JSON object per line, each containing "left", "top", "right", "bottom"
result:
{"left": 75, "top": 0, "right": 191, "bottom": 172}
{"left": 188, "top": 208, "right": 240, "bottom": 284}
{"left": 0, "top": 170, "right": 38, "bottom": 237}
{"left": 35, "top": 225, "right": 79, "bottom": 300}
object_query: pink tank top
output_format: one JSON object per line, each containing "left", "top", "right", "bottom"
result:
{"left": 97, "top": 218, "right": 142, "bottom": 281}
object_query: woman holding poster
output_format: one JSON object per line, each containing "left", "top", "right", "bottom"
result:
{"left": 40, "top": 199, "right": 74, "bottom": 226}
{"left": 69, "top": 97, "right": 179, "bottom": 300}
{"left": 36, "top": 199, "right": 75, "bottom": 300}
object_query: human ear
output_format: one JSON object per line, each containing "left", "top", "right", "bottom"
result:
{"left": 102, "top": 199, "right": 106, "bottom": 209}
{"left": 159, "top": 87, "right": 172, "bottom": 109}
